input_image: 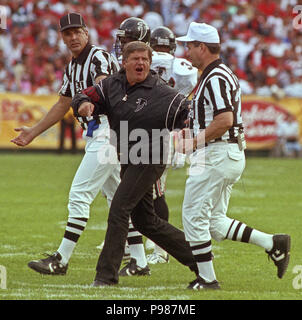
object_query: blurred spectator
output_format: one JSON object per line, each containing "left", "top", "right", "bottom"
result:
{"left": 170, "top": 4, "right": 194, "bottom": 36}
{"left": 284, "top": 74, "right": 302, "bottom": 97}
{"left": 0, "top": 59, "right": 10, "bottom": 92}
{"left": 143, "top": 2, "right": 164, "bottom": 30}
{"left": 0, "top": 0, "right": 301, "bottom": 98}
{"left": 275, "top": 113, "right": 302, "bottom": 157}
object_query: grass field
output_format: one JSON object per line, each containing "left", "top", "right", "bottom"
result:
{"left": 0, "top": 152, "right": 302, "bottom": 301}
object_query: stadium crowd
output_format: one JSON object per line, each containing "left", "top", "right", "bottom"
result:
{"left": 0, "top": 0, "right": 301, "bottom": 97}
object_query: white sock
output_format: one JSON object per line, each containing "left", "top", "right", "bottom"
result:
{"left": 127, "top": 219, "right": 147, "bottom": 268}
{"left": 57, "top": 238, "right": 76, "bottom": 266}
{"left": 57, "top": 217, "right": 87, "bottom": 265}
{"left": 145, "top": 238, "right": 155, "bottom": 250}
{"left": 154, "top": 244, "right": 168, "bottom": 258}
{"left": 129, "top": 244, "right": 147, "bottom": 268}
{"left": 190, "top": 240, "right": 217, "bottom": 283}
{"left": 225, "top": 219, "right": 273, "bottom": 251}
{"left": 249, "top": 230, "right": 273, "bottom": 251}
{"left": 196, "top": 260, "right": 217, "bottom": 283}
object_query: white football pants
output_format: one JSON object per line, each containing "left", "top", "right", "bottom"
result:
{"left": 68, "top": 141, "right": 120, "bottom": 219}
{"left": 182, "top": 142, "right": 245, "bottom": 243}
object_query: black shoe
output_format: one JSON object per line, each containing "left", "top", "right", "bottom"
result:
{"left": 266, "top": 234, "right": 291, "bottom": 279}
{"left": 119, "top": 258, "right": 151, "bottom": 277}
{"left": 187, "top": 276, "right": 221, "bottom": 290}
{"left": 28, "top": 252, "right": 68, "bottom": 275}
{"left": 91, "top": 280, "right": 114, "bottom": 288}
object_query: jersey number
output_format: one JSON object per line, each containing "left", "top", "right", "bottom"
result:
{"left": 180, "top": 61, "right": 193, "bottom": 70}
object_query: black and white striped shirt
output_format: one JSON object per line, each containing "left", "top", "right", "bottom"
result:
{"left": 59, "top": 43, "right": 119, "bottom": 98}
{"left": 190, "top": 58, "right": 243, "bottom": 141}
{"left": 59, "top": 43, "right": 119, "bottom": 132}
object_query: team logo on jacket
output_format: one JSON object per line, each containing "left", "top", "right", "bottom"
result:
{"left": 134, "top": 98, "right": 147, "bottom": 112}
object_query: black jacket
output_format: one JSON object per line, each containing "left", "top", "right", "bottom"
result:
{"left": 72, "top": 69, "right": 189, "bottom": 164}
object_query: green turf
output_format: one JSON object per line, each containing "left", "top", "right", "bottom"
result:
{"left": 0, "top": 153, "right": 301, "bottom": 300}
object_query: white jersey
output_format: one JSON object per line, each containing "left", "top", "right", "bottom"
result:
{"left": 151, "top": 51, "right": 174, "bottom": 82}
{"left": 151, "top": 51, "right": 192, "bottom": 173}
{"left": 151, "top": 51, "right": 198, "bottom": 96}
{"left": 172, "top": 57, "right": 198, "bottom": 96}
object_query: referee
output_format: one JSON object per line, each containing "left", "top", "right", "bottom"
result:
{"left": 11, "top": 13, "right": 121, "bottom": 275}
{"left": 176, "top": 22, "right": 291, "bottom": 290}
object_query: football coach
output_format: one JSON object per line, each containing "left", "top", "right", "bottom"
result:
{"left": 71, "top": 41, "right": 198, "bottom": 287}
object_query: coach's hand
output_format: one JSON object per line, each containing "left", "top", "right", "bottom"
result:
{"left": 11, "top": 126, "right": 35, "bottom": 147}
{"left": 175, "top": 128, "right": 205, "bottom": 155}
{"left": 78, "top": 102, "right": 95, "bottom": 117}
{"left": 174, "top": 129, "right": 193, "bottom": 155}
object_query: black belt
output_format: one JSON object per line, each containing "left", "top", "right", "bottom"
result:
{"left": 205, "top": 138, "right": 238, "bottom": 147}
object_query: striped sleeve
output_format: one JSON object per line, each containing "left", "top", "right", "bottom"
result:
{"left": 205, "top": 76, "right": 233, "bottom": 116}
{"left": 90, "top": 50, "right": 119, "bottom": 79}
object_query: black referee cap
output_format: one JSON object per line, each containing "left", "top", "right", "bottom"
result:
{"left": 59, "top": 13, "right": 86, "bottom": 32}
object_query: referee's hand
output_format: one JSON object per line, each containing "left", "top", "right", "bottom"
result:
{"left": 11, "top": 126, "right": 35, "bottom": 147}
{"left": 78, "top": 102, "right": 95, "bottom": 117}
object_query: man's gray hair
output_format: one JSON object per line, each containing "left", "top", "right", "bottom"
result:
{"left": 122, "top": 41, "right": 153, "bottom": 62}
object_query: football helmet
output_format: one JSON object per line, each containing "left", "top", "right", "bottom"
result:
{"left": 114, "top": 17, "right": 150, "bottom": 58}
{"left": 150, "top": 26, "right": 176, "bottom": 55}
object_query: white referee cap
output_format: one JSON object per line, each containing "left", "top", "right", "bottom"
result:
{"left": 176, "top": 22, "right": 220, "bottom": 44}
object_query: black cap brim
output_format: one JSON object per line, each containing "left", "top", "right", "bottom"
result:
{"left": 60, "top": 24, "right": 85, "bottom": 32}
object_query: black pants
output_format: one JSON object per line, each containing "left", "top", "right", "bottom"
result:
{"left": 154, "top": 195, "right": 169, "bottom": 221}
{"left": 95, "top": 163, "right": 197, "bottom": 284}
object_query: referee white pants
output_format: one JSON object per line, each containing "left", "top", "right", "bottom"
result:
{"left": 68, "top": 141, "right": 120, "bottom": 219}
{"left": 182, "top": 142, "right": 245, "bottom": 243}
